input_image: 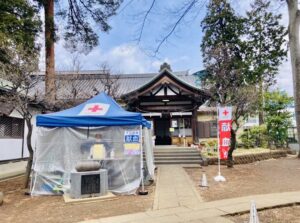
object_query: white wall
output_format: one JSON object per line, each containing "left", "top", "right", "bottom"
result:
{"left": 0, "top": 138, "right": 24, "bottom": 161}
{"left": 0, "top": 115, "right": 37, "bottom": 161}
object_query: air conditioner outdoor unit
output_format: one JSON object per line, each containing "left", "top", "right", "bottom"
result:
{"left": 70, "top": 169, "right": 108, "bottom": 199}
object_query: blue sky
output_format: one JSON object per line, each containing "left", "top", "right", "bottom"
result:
{"left": 39, "top": 0, "right": 292, "bottom": 95}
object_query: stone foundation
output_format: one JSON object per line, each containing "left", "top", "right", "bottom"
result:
{"left": 207, "top": 150, "right": 288, "bottom": 165}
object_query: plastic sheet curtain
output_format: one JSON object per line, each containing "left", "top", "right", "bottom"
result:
{"left": 143, "top": 128, "right": 155, "bottom": 180}
{"left": 31, "top": 125, "right": 154, "bottom": 196}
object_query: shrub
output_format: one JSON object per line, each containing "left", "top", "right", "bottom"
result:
{"left": 206, "top": 139, "right": 218, "bottom": 151}
{"left": 240, "top": 125, "right": 269, "bottom": 148}
{"left": 264, "top": 90, "right": 293, "bottom": 148}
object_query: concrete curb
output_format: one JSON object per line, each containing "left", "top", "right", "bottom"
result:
{"left": 0, "top": 161, "right": 27, "bottom": 181}
{"left": 81, "top": 191, "right": 300, "bottom": 223}
{"left": 206, "top": 150, "right": 287, "bottom": 165}
{"left": 224, "top": 201, "right": 300, "bottom": 217}
{"left": 0, "top": 192, "right": 3, "bottom": 206}
{"left": 152, "top": 167, "right": 161, "bottom": 210}
{"left": 181, "top": 165, "right": 203, "bottom": 203}
{"left": 0, "top": 172, "right": 25, "bottom": 181}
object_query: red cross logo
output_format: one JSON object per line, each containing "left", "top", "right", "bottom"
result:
{"left": 88, "top": 105, "right": 103, "bottom": 113}
{"left": 223, "top": 109, "right": 229, "bottom": 116}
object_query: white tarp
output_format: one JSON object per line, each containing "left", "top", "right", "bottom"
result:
{"left": 31, "top": 126, "right": 155, "bottom": 196}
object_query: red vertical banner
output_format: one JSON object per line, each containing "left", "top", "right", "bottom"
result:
{"left": 218, "top": 107, "right": 232, "bottom": 160}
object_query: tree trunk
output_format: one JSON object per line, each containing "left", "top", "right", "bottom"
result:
{"left": 258, "top": 81, "right": 264, "bottom": 125}
{"left": 24, "top": 119, "right": 33, "bottom": 189}
{"left": 227, "top": 128, "right": 236, "bottom": 168}
{"left": 44, "top": 0, "right": 56, "bottom": 105}
{"left": 286, "top": 0, "right": 300, "bottom": 158}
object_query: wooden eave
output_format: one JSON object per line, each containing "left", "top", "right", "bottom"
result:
{"left": 121, "top": 69, "right": 211, "bottom": 103}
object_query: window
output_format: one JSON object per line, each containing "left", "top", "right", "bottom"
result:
{"left": 171, "top": 117, "right": 192, "bottom": 136}
{"left": 0, "top": 116, "right": 24, "bottom": 138}
{"left": 210, "top": 121, "right": 217, "bottom": 137}
{"left": 198, "top": 120, "right": 217, "bottom": 138}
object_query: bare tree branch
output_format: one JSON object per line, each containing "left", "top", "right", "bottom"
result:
{"left": 137, "top": 0, "right": 156, "bottom": 43}
{"left": 154, "top": 0, "right": 200, "bottom": 54}
{"left": 119, "top": 0, "right": 136, "bottom": 13}
{"left": 98, "top": 63, "right": 121, "bottom": 99}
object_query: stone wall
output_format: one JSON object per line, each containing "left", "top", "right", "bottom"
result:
{"left": 206, "top": 150, "right": 288, "bottom": 165}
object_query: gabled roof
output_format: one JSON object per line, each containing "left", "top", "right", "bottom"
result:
{"left": 32, "top": 70, "right": 198, "bottom": 100}
{"left": 121, "top": 67, "right": 210, "bottom": 99}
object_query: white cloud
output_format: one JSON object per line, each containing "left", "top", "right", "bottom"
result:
{"left": 276, "top": 57, "right": 294, "bottom": 96}
{"left": 41, "top": 42, "right": 189, "bottom": 74}
{"left": 101, "top": 44, "right": 154, "bottom": 73}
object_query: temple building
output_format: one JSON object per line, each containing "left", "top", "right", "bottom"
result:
{"left": 46, "top": 62, "right": 216, "bottom": 146}
{"left": 121, "top": 63, "right": 212, "bottom": 145}
{"left": 0, "top": 63, "right": 217, "bottom": 162}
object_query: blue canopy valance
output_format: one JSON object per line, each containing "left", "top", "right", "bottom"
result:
{"left": 36, "top": 92, "right": 150, "bottom": 128}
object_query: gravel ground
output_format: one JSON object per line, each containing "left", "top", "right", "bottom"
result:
{"left": 229, "top": 205, "right": 300, "bottom": 223}
{"left": 0, "top": 176, "right": 155, "bottom": 223}
{"left": 185, "top": 156, "right": 300, "bottom": 202}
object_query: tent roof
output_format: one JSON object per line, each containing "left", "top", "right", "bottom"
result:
{"left": 36, "top": 92, "right": 150, "bottom": 128}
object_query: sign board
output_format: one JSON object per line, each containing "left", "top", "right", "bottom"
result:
{"left": 124, "top": 131, "right": 141, "bottom": 155}
{"left": 124, "top": 143, "right": 140, "bottom": 155}
{"left": 171, "top": 120, "right": 178, "bottom": 128}
{"left": 218, "top": 107, "right": 232, "bottom": 160}
{"left": 124, "top": 130, "right": 140, "bottom": 143}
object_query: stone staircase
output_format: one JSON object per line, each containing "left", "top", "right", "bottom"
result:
{"left": 153, "top": 146, "right": 202, "bottom": 165}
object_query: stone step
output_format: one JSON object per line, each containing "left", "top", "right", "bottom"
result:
{"left": 154, "top": 153, "right": 201, "bottom": 157}
{"left": 154, "top": 146, "right": 192, "bottom": 150}
{"left": 155, "top": 160, "right": 201, "bottom": 165}
{"left": 155, "top": 149, "right": 197, "bottom": 152}
{"left": 155, "top": 156, "right": 201, "bottom": 160}
{"left": 153, "top": 146, "right": 202, "bottom": 165}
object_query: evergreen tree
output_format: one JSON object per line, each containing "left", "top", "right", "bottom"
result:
{"left": 34, "top": 0, "right": 123, "bottom": 104}
{"left": 201, "top": 0, "right": 250, "bottom": 167}
{"left": 201, "top": 0, "right": 246, "bottom": 105}
{"left": 0, "top": 0, "right": 41, "bottom": 64}
{"left": 201, "top": 0, "right": 288, "bottom": 167}
{"left": 264, "top": 90, "right": 293, "bottom": 147}
{"left": 0, "top": 0, "right": 41, "bottom": 188}
{"left": 246, "top": 0, "right": 288, "bottom": 124}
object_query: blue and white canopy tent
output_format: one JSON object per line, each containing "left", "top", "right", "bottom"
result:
{"left": 31, "top": 92, "right": 155, "bottom": 195}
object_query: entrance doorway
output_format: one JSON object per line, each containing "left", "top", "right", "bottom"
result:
{"left": 154, "top": 117, "right": 171, "bottom": 145}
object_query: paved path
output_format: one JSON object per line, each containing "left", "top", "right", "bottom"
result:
{"left": 83, "top": 190, "right": 300, "bottom": 223}
{"left": 153, "top": 165, "right": 203, "bottom": 210}
{"left": 0, "top": 161, "right": 26, "bottom": 180}
{"left": 81, "top": 165, "right": 300, "bottom": 223}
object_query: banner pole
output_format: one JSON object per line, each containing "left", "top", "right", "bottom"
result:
{"left": 214, "top": 106, "right": 226, "bottom": 182}
{"left": 217, "top": 107, "right": 221, "bottom": 176}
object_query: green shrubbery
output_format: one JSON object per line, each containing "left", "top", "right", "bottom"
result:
{"left": 240, "top": 90, "right": 293, "bottom": 148}
{"left": 201, "top": 139, "right": 218, "bottom": 156}
{"left": 264, "top": 91, "right": 293, "bottom": 148}
{"left": 240, "top": 125, "right": 269, "bottom": 148}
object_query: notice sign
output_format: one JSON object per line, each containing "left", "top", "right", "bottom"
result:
{"left": 124, "top": 143, "right": 140, "bottom": 155}
{"left": 218, "top": 107, "right": 232, "bottom": 160}
{"left": 124, "top": 130, "right": 140, "bottom": 143}
{"left": 124, "top": 130, "right": 141, "bottom": 155}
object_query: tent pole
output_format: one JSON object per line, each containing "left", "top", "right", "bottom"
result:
{"left": 87, "top": 127, "right": 90, "bottom": 139}
{"left": 139, "top": 126, "right": 148, "bottom": 195}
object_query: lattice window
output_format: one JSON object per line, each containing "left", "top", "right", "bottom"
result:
{"left": 0, "top": 116, "right": 24, "bottom": 138}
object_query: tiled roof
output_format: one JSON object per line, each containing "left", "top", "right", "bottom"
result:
{"left": 197, "top": 106, "right": 216, "bottom": 113}
{"left": 32, "top": 70, "right": 200, "bottom": 100}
